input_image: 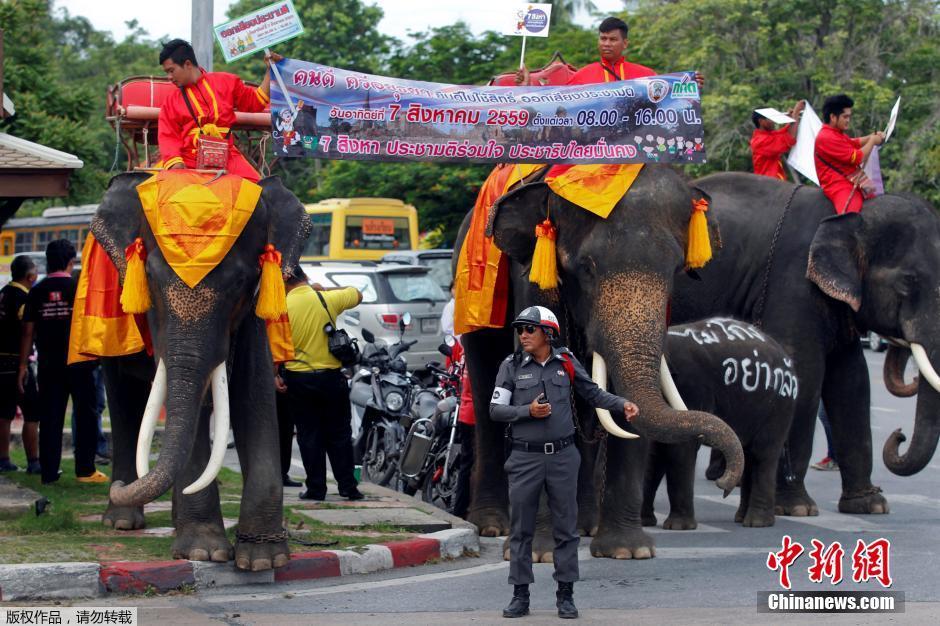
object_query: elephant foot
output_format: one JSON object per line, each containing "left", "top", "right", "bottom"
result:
{"left": 172, "top": 522, "right": 233, "bottom": 562}
{"left": 742, "top": 508, "right": 776, "bottom": 528}
{"left": 839, "top": 485, "right": 889, "bottom": 514}
{"left": 590, "top": 526, "right": 655, "bottom": 559}
{"left": 501, "top": 533, "right": 557, "bottom": 563}
{"left": 102, "top": 502, "right": 145, "bottom": 531}
{"left": 235, "top": 539, "right": 290, "bottom": 572}
{"left": 577, "top": 508, "right": 599, "bottom": 536}
{"left": 774, "top": 489, "right": 819, "bottom": 517}
{"left": 468, "top": 505, "right": 510, "bottom": 537}
{"left": 662, "top": 513, "right": 697, "bottom": 531}
{"left": 734, "top": 505, "right": 746, "bottom": 524}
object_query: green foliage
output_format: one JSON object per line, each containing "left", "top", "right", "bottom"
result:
{"left": 628, "top": 0, "right": 940, "bottom": 202}
{"left": 2, "top": 0, "right": 937, "bottom": 233}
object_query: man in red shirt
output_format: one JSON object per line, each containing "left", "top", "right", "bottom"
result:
{"left": 814, "top": 94, "right": 884, "bottom": 214}
{"left": 158, "top": 39, "right": 277, "bottom": 182}
{"left": 515, "top": 17, "right": 703, "bottom": 87}
{"left": 750, "top": 100, "right": 804, "bottom": 180}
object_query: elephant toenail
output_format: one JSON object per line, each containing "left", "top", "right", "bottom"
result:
{"left": 251, "top": 558, "right": 272, "bottom": 571}
{"left": 190, "top": 549, "right": 209, "bottom": 561}
{"left": 273, "top": 554, "right": 289, "bottom": 568}
{"left": 236, "top": 558, "right": 250, "bottom": 570}
{"left": 211, "top": 549, "right": 230, "bottom": 562}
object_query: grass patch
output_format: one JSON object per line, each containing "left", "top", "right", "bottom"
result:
{"left": 1, "top": 448, "right": 417, "bottom": 563}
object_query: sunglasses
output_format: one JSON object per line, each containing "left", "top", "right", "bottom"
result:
{"left": 516, "top": 325, "right": 539, "bottom": 335}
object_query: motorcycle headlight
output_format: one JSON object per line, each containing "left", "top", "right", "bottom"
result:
{"left": 385, "top": 391, "right": 405, "bottom": 411}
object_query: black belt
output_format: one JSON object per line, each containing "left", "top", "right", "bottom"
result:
{"left": 510, "top": 435, "right": 575, "bottom": 455}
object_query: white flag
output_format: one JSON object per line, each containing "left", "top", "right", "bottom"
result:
{"left": 786, "top": 102, "right": 823, "bottom": 185}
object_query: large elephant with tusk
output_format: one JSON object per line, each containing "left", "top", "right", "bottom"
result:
{"left": 671, "top": 172, "right": 940, "bottom": 516}
{"left": 459, "top": 164, "right": 745, "bottom": 560}
{"left": 91, "top": 172, "right": 310, "bottom": 570}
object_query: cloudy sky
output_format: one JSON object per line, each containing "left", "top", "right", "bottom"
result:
{"left": 56, "top": 0, "right": 626, "bottom": 43}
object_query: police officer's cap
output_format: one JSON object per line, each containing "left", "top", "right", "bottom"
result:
{"left": 512, "top": 306, "right": 560, "bottom": 336}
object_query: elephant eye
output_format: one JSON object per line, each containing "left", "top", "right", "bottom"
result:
{"left": 897, "top": 272, "right": 918, "bottom": 297}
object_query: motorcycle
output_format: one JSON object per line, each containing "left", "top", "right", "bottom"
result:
{"left": 396, "top": 336, "right": 464, "bottom": 513}
{"left": 351, "top": 312, "right": 417, "bottom": 486}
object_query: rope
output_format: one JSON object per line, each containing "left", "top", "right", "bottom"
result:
{"left": 753, "top": 184, "right": 802, "bottom": 328}
{"left": 109, "top": 117, "right": 122, "bottom": 173}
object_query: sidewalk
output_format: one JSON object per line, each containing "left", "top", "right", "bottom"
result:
{"left": 0, "top": 448, "right": 479, "bottom": 601}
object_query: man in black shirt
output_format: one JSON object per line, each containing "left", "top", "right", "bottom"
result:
{"left": 18, "top": 240, "right": 104, "bottom": 484}
{"left": 0, "top": 255, "right": 40, "bottom": 473}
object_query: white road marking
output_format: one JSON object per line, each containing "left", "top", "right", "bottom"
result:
{"left": 872, "top": 406, "right": 899, "bottom": 413}
{"left": 887, "top": 494, "right": 940, "bottom": 510}
{"left": 203, "top": 561, "right": 510, "bottom": 603}
{"left": 696, "top": 494, "right": 883, "bottom": 532}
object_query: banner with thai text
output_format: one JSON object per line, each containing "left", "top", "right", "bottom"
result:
{"left": 214, "top": 0, "right": 304, "bottom": 63}
{"left": 269, "top": 58, "right": 706, "bottom": 164}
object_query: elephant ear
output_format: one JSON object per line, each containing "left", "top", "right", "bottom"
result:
{"left": 259, "top": 175, "right": 312, "bottom": 277}
{"left": 489, "top": 181, "right": 552, "bottom": 263}
{"left": 89, "top": 173, "right": 151, "bottom": 281}
{"left": 806, "top": 212, "right": 863, "bottom": 311}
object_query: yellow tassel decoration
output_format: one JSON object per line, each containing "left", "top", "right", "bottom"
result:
{"left": 120, "top": 237, "right": 152, "bottom": 313}
{"left": 529, "top": 219, "right": 558, "bottom": 290}
{"left": 256, "top": 244, "right": 287, "bottom": 321}
{"left": 686, "top": 198, "right": 712, "bottom": 269}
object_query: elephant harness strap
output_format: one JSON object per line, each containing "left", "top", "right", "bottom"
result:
{"left": 753, "top": 184, "right": 802, "bottom": 329}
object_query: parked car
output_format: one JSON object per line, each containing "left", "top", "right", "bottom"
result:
{"left": 300, "top": 261, "right": 449, "bottom": 369}
{"left": 381, "top": 249, "right": 453, "bottom": 290}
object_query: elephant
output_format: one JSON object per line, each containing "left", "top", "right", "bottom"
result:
{"left": 643, "top": 317, "right": 798, "bottom": 529}
{"left": 671, "top": 172, "right": 940, "bottom": 517}
{"left": 90, "top": 172, "right": 310, "bottom": 570}
{"left": 458, "top": 164, "right": 745, "bottom": 560}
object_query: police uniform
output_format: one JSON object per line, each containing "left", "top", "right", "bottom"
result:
{"left": 490, "top": 346, "right": 629, "bottom": 587}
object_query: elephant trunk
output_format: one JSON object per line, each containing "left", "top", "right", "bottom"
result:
{"left": 592, "top": 272, "right": 744, "bottom": 494}
{"left": 883, "top": 345, "right": 918, "bottom": 397}
{"left": 883, "top": 345, "right": 940, "bottom": 476}
{"left": 110, "top": 355, "right": 215, "bottom": 506}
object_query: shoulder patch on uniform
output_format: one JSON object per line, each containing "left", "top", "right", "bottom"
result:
{"left": 491, "top": 387, "right": 512, "bottom": 405}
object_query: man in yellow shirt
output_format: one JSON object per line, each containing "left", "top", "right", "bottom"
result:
{"left": 279, "top": 267, "right": 363, "bottom": 501}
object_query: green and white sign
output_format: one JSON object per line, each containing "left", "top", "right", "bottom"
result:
{"left": 213, "top": 0, "right": 304, "bottom": 63}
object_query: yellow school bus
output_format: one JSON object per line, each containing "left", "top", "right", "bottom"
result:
{"left": 300, "top": 198, "right": 420, "bottom": 261}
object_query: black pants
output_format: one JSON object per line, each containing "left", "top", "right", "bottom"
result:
{"left": 276, "top": 391, "right": 294, "bottom": 478}
{"left": 38, "top": 360, "right": 98, "bottom": 483}
{"left": 283, "top": 369, "right": 357, "bottom": 498}
{"left": 452, "top": 422, "right": 475, "bottom": 519}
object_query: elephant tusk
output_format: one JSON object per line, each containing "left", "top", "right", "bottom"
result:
{"left": 910, "top": 343, "right": 940, "bottom": 394}
{"left": 182, "top": 363, "right": 230, "bottom": 495}
{"left": 660, "top": 355, "right": 688, "bottom": 411}
{"left": 136, "top": 359, "right": 167, "bottom": 479}
{"left": 591, "top": 352, "right": 639, "bottom": 439}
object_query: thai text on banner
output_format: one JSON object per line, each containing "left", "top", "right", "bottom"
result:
{"left": 269, "top": 58, "right": 706, "bottom": 165}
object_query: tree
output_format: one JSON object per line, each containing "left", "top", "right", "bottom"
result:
{"left": 625, "top": 0, "right": 940, "bottom": 203}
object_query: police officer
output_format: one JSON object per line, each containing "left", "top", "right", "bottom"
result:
{"left": 491, "top": 306, "right": 638, "bottom": 619}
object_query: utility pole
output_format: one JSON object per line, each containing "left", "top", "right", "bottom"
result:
{"left": 192, "top": 0, "right": 214, "bottom": 71}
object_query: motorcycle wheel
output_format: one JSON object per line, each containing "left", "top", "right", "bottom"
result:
{"left": 361, "top": 427, "right": 388, "bottom": 484}
{"left": 422, "top": 454, "right": 460, "bottom": 514}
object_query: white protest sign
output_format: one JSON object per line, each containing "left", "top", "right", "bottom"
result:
{"left": 754, "top": 107, "right": 796, "bottom": 125}
{"left": 884, "top": 96, "right": 901, "bottom": 142}
{"left": 507, "top": 4, "right": 553, "bottom": 37}
{"left": 786, "top": 102, "right": 823, "bottom": 185}
{"left": 214, "top": 0, "right": 304, "bottom": 63}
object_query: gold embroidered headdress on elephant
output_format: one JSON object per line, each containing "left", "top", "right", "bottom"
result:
{"left": 68, "top": 169, "right": 310, "bottom": 571}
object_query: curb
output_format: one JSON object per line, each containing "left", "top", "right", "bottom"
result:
{"left": 0, "top": 528, "right": 479, "bottom": 601}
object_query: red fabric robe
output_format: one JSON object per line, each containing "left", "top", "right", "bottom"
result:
{"left": 567, "top": 56, "right": 656, "bottom": 85}
{"left": 750, "top": 127, "right": 796, "bottom": 180}
{"left": 158, "top": 70, "right": 269, "bottom": 182}
{"left": 814, "top": 125, "right": 866, "bottom": 214}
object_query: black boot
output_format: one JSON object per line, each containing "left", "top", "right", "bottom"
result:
{"left": 502, "top": 584, "right": 530, "bottom": 618}
{"left": 556, "top": 581, "right": 578, "bottom": 619}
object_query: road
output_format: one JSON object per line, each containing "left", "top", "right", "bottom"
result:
{"left": 101, "top": 349, "right": 940, "bottom": 623}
